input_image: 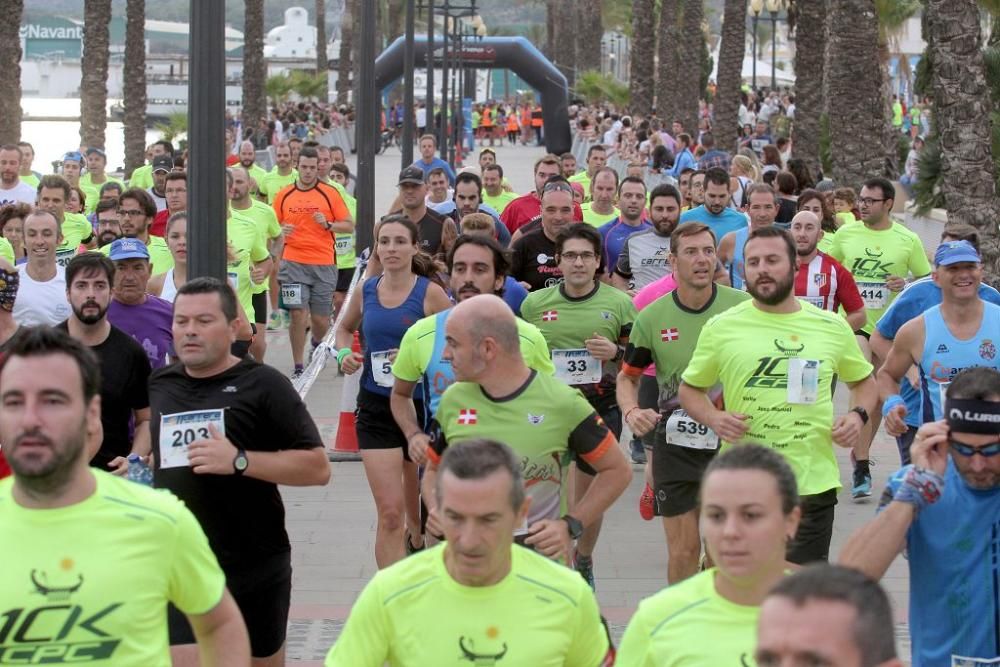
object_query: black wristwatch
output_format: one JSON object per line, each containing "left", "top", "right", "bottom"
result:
{"left": 561, "top": 514, "right": 584, "bottom": 540}
{"left": 850, "top": 406, "right": 870, "bottom": 425}
{"left": 233, "top": 448, "right": 249, "bottom": 475}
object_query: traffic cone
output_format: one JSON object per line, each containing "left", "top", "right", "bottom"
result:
{"left": 329, "top": 332, "right": 363, "bottom": 462}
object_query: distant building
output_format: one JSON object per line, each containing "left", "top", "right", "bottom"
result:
{"left": 264, "top": 7, "right": 339, "bottom": 60}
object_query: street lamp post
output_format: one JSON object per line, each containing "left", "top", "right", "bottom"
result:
{"left": 750, "top": 0, "right": 763, "bottom": 91}
{"left": 766, "top": 0, "right": 784, "bottom": 91}
{"left": 402, "top": 0, "right": 416, "bottom": 167}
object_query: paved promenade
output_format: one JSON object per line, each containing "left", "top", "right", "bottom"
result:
{"left": 260, "top": 143, "right": 913, "bottom": 664}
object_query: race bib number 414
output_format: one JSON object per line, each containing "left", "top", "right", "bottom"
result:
{"left": 857, "top": 281, "right": 887, "bottom": 310}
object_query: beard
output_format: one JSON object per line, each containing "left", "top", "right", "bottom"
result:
{"left": 98, "top": 231, "right": 120, "bottom": 246}
{"left": 8, "top": 425, "right": 87, "bottom": 493}
{"left": 653, "top": 217, "right": 678, "bottom": 236}
{"left": 747, "top": 270, "right": 795, "bottom": 306}
{"left": 72, "top": 299, "right": 107, "bottom": 325}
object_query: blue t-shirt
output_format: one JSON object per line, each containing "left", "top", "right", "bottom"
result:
{"left": 430, "top": 201, "right": 511, "bottom": 246}
{"left": 679, "top": 206, "right": 748, "bottom": 246}
{"left": 875, "top": 277, "right": 1000, "bottom": 426}
{"left": 502, "top": 276, "right": 528, "bottom": 316}
{"left": 411, "top": 158, "right": 456, "bottom": 186}
{"left": 882, "top": 461, "right": 1000, "bottom": 665}
{"left": 597, "top": 217, "right": 653, "bottom": 276}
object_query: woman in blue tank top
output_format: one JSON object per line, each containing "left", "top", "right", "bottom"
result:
{"left": 335, "top": 214, "right": 452, "bottom": 568}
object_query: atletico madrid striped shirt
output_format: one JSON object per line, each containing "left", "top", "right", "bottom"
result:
{"left": 793, "top": 251, "right": 865, "bottom": 315}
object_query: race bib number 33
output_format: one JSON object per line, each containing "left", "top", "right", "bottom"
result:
{"left": 159, "top": 409, "right": 226, "bottom": 469}
{"left": 552, "top": 349, "right": 602, "bottom": 385}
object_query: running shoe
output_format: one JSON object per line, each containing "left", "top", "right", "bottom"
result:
{"left": 638, "top": 483, "right": 655, "bottom": 521}
{"left": 290, "top": 366, "right": 304, "bottom": 381}
{"left": 267, "top": 310, "right": 282, "bottom": 330}
{"left": 629, "top": 438, "right": 647, "bottom": 465}
{"left": 852, "top": 468, "right": 872, "bottom": 499}
{"left": 574, "top": 552, "right": 595, "bottom": 591}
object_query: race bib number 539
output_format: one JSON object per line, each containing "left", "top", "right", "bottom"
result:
{"left": 664, "top": 409, "right": 719, "bottom": 450}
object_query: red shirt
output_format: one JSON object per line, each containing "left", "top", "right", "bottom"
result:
{"left": 150, "top": 209, "right": 171, "bottom": 237}
{"left": 0, "top": 450, "right": 9, "bottom": 480}
{"left": 500, "top": 194, "right": 583, "bottom": 234}
{"left": 794, "top": 251, "right": 864, "bottom": 313}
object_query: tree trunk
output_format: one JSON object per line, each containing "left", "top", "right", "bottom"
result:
{"left": 825, "top": 0, "right": 889, "bottom": 186}
{"left": 575, "top": 2, "right": 603, "bottom": 74}
{"left": 124, "top": 0, "right": 146, "bottom": 178}
{"left": 713, "top": 0, "right": 746, "bottom": 152}
{"left": 242, "top": 0, "right": 266, "bottom": 131}
{"left": 792, "top": 0, "right": 826, "bottom": 176}
{"left": 81, "top": 0, "right": 112, "bottom": 149}
{"left": 629, "top": 0, "right": 656, "bottom": 115}
{"left": 675, "top": 0, "right": 704, "bottom": 134}
{"left": 336, "top": 0, "right": 354, "bottom": 103}
{"left": 546, "top": 0, "right": 556, "bottom": 58}
{"left": 316, "top": 0, "right": 329, "bottom": 103}
{"left": 655, "top": 0, "right": 681, "bottom": 122}
{"left": 925, "top": 0, "right": 1000, "bottom": 286}
{"left": 552, "top": 0, "right": 577, "bottom": 87}
{"left": 0, "top": 0, "right": 23, "bottom": 145}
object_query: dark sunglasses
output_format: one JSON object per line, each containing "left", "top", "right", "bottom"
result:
{"left": 949, "top": 439, "right": 1000, "bottom": 458}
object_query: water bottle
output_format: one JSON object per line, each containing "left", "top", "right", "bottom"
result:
{"left": 127, "top": 454, "right": 153, "bottom": 486}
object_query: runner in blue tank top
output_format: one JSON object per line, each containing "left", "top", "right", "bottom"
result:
{"left": 878, "top": 241, "right": 1000, "bottom": 433}
{"left": 334, "top": 214, "right": 452, "bottom": 568}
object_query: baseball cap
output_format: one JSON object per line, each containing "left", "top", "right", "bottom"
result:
{"left": 62, "top": 151, "right": 84, "bottom": 163}
{"left": 398, "top": 165, "right": 426, "bottom": 186}
{"left": 934, "top": 240, "right": 980, "bottom": 266}
{"left": 109, "top": 238, "right": 150, "bottom": 261}
{"left": 152, "top": 155, "right": 174, "bottom": 173}
{"left": 85, "top": 147, "right": 106, "bottom": 158}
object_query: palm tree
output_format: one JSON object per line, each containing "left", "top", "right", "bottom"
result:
{"left": 576, "top": 2, "right": 603, "bottom": 74}
{"left": 713, "top": 0, "right": 746, "bottom": 152}
{"left": 124, "top": 0, "right": 147, "bottom": 178}
{"left": 80, "top": 0, "right": 112, "bottom": 149}
{"left": 266, "top": 75, "right": 295, "bottom": 107}
{"left": 655, "top": 0, "right": 681, "bottom": 123}
{"left": 337, "top": 0, "right": 354, "bottom": 103}
{"left": 576, "top": 71, "right": 630, "bottom": 106}
{"left": 825, "top": 0, "right": 889, "bottom": 187}
{"left": 243, "top": 0, "right": 267, "bottom": 132}
{"left": 0, "top": 0, "right": 23, "bottom": 145}
{"left": 791, "top": 0, "right": 826, "bottom": 176}
{"left": 552, "top": 0, "right": 577, "bottom": 87}
{"left": 316, "top": 0, "right": 329, "bottom": 103}
{"left": 629, "top": 0, "right": 656, "bottom": 115}
{"left": 925, "top": 0, "right": 1000, "bottom": 285}
{"left": 675, "top": 0, "right": 704, "bottom": 134}
{"left": 291, "top": 70, "right": 329, "bottom": 101}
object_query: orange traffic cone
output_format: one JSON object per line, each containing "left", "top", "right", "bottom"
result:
{"left": 329, "top": 332, "right": 362, "bottom": 462}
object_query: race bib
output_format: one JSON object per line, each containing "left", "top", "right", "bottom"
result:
{"left": 159, "top": 409, "right": 226, "bottom": 469}
{"left": 281, "top": 282, "right": 302, "bottom": 306}
{"left": 335, "top": 235, "right": 354, "bottom": 255}
{"left": 800, "top": 296, "right": 825, "bottom": 309}
{"left": 55, "top": 249, "right": 76, "bottom": 268}
{"left": 664, "top": 409, "right": 719, "bottom": 450}
{"left": 857, "top": 281, "right": 888, "bottom": 310}
{"left": 951, "top": 656, "right": 1000, "bottom": 666}
{"left": 227, "top": 271, "right": 239, "bottom": 292}
{"left": 787, "top": 358, "right": 820, "bottom": 404}
{"left": 370, "top": 349, "right": 396, "bottom": 388}
{"left": 552, "top": 349, "right": 602, "bottom": 385}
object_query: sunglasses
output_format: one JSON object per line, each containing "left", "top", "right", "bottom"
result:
{"left": 949, "top": 439, "right": 1000, "bottom": 458}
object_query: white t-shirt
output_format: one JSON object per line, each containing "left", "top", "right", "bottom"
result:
{"left": 14, "top": 264, "right": 70, "bottom": 327}
{"left": 416, "top": 108, "right": 427, "bottom": 127}
{"left": 0, "top": 181, "right": 37, "bottom": 207}
{"left": 147, "top": 188, "right": 167, "bottom": 213}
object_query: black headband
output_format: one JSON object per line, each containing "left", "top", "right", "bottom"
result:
{"left": 946, "top": 398, "right": 1000, "bottom": 435}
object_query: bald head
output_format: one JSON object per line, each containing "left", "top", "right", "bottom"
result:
{"left": 451, "top": 295, "right": 519, "bottom": 354}
{"left": 791, "top": 210, "right": 819, "bottom": 227}
{"left": 239, "top": 141, "right": 256, "bottom": 167}
{"left": 790, "top": 210, "right": 823, "bottom": 257}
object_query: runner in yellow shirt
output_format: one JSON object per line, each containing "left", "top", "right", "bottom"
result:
{"left": 0, "top": 327, "right": 249, "bottom": 666}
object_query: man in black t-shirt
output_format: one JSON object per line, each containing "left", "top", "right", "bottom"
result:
{"left": 510, "top": 179, "right": 575, "bottom": 291}
{"left": 149, "top": 277, "right": 330, "bottom": 666}
{"left": 394, "top": 166, "right": 457, "bottom": 259}
{"left": 61, "top": 252, "right": 151, "bottom": 474}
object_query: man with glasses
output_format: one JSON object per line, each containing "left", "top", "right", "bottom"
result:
{"left": 841, "top": 366, "right": 1000, "bottom": 666}
{"left": 101, "top": 188, "right": 174, "bottom": 274}
{"left": 95, "top": 199, "right": 123, "bottom": 246}
{"left": 829, "top": 177, "right": 931, "bottom": 499}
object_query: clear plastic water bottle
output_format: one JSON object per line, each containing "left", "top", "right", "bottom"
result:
{"left": 127, "top": 453, "right": 153, "bottom": 486}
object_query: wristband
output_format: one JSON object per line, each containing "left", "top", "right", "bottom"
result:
{"left": 336, "top": 347, "right": 353, "bottom": 367}
{"left": 881, "top": 394, "right": 905, "bottom": 418}
{"left": 893, "top": 466, "right": 944, "bottom": 512}
{"left": 624, "top": 406, "right": 640, "bottom": 423}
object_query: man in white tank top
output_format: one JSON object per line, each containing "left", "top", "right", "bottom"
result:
{"left": 13, "top": 211, "right": 70, "bottom": 327}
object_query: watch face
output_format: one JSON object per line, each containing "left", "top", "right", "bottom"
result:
{"left": 235, "top": 454, "right": 248, "bottom": 471}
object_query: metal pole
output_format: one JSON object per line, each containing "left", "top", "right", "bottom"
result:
{"left": 187, "top": 0, "right": 226, "bottom": 282}
{"left": 426, "top": 1, "right": 434, "bottom": 142}
{"left": 751, "top": 15, "right": 758, "bottom": 90}
{"left": 448, "top": 20, "right": 459, "bottom": 165}
{"left": 439, "top": 1, "right": 450, "bottom": 164}
{"left": 402, "top": 0, "right": 416, "bottom": 168}
{"left": 770, "top": 13, "right": 777, "bottom": 90}
{"left": 355, "top": 0, "right": 377, "bottom": 254}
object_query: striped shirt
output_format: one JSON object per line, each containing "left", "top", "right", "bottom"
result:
{"left": 794, "top": 251, "right": 865, "bottom": 314}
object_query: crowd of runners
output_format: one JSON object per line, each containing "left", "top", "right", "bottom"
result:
{"left": 0, "top": 97, "right": 996, "bottom": 666}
